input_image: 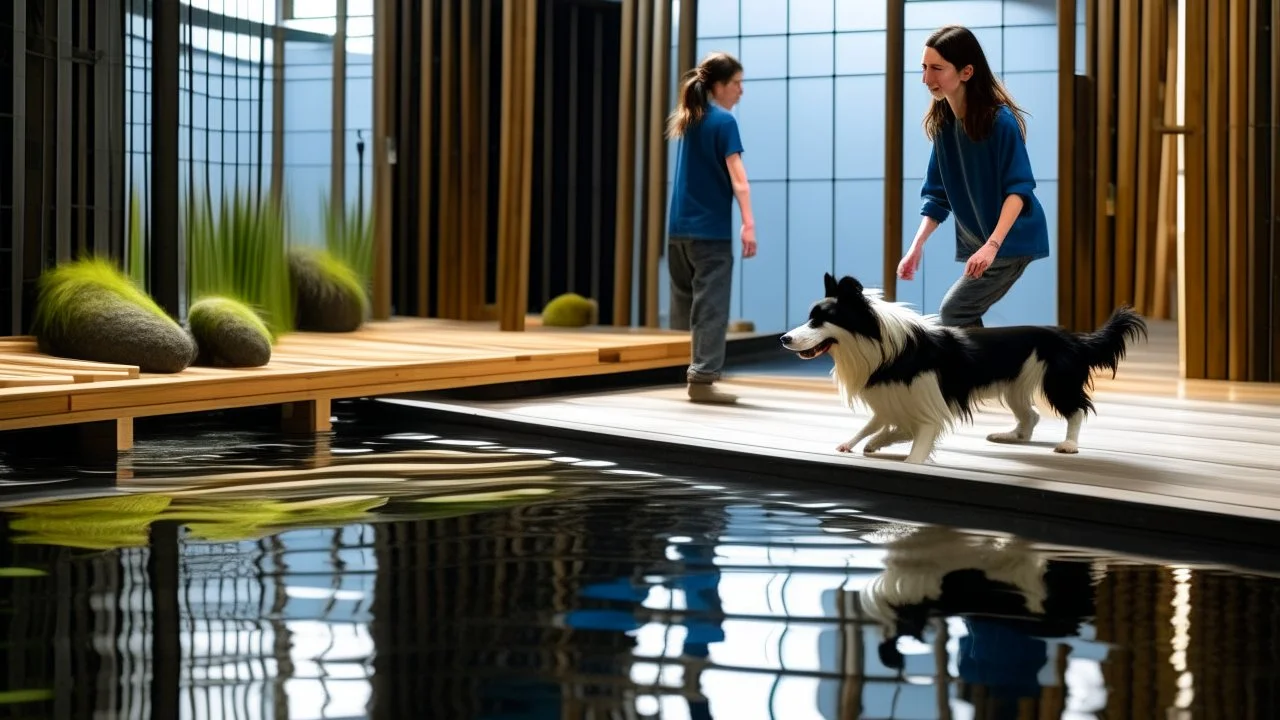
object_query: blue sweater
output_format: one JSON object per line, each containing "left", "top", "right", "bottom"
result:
{"left": 919, "top": 105, "right": 1050, "bottom": 262}
{"left": 668, "top": 104, "right": 744, "bottom": 241}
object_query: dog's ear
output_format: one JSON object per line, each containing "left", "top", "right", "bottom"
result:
{"left": 837, "top": 275, "right": 864, "bottom": 299}
{"left": 823, "top": 272, "right": 838, "bottom": 298}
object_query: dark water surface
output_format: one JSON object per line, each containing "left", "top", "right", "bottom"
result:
{"left": 1, "top": 398, "right": 1277, "bottom": 719}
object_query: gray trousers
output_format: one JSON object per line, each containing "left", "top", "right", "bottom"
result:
{"left": 938, "top": 255, "right": 1033, "bottom": 328}
{"left": 668, "top": 238, "right": 734, "bottom": 383}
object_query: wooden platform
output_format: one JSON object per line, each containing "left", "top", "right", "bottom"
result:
{"left": 0, "top": 317, "right": 707, "bottom": 448}
{"left": 421, "top": 320, "right": 1280, "bottom": 524}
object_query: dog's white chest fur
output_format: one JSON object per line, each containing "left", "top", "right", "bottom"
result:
{"left": 857, "top": 372, "right": 955, "bottom": 430}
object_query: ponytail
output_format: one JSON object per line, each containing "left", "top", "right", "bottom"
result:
{"left": 665, "top": 68, "right": 708, "bottom": 139}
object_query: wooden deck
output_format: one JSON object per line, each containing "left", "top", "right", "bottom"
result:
{"left": 0, "top": 317, "right": 707, "bottom": 448}
{"left": 421, "top": 320, "right": 1280, "bottom": 523}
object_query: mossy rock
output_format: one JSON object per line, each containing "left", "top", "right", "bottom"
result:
{"left": 288, "top": 248, "right": 369, "bottom": 333}
{"left": 187, "top": 296, "right": 273, "bottom": 368}
{"left": 541, "top": 292, "right": 599, "bottom": 327}
{"left": 32, "top": 257, "right": 197, "bottom": 373}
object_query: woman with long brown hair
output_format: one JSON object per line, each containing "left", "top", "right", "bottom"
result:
{"left": 665, "top": 51, "right": 757, "bottom": 404}
{"left": 897, "top": 25, "right": 1050, "bottom": 328}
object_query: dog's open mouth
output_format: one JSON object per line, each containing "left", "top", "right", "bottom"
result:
{"left": 796, "top": 338, "right": 835, "bottom": 359}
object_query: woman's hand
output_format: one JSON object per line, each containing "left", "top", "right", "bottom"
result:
{"left": 897, "top": 246, "right": 923, "bottom": 280}
{"left": 964, "top": 241, "right": 999, "bottom": 278}
{"left": 741, "top": 224, "right": 757, "bottom": 259}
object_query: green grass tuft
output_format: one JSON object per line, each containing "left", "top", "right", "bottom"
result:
{"left": 127, "top": 187, "right": 146, "bottom": 288}
{"left": 32, "top": 256, "right": 177, "bottom": 338}
{"left": 185, "top": 187, "right": 295, "bottom": 340}
{"left": 321, "top": 192, "right": 373, "bottom": 298}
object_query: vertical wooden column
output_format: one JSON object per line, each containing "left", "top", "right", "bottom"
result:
{"left": 1152, "top": 0, "right": 1180, "bottom": 320}
{"left": 10, "top": 0, "right": 27, "bottom": 334}
{"left": 1180, "top": 0, "right": 1207, "bottom": 378}
{"left": 495, "top": 0, "right": 539, "bottom": 331}
{"left": 612, "top": 0, "right": 638, "bottom": 326}
{"left": 333, "top": 0, "right": 348, "bottom": 225}
{"left": 150, "top": 0, "right": 181, "bottom": 318}
{"left": 437, "top": 0, "right": 459, "bottom": 319}
{"left": 1227, "top": 0, "right": 1250, "bottom": 380}
{"left": 1057, "top": 0, "right": 1076, "bottom": 328}
{"left": 883, "top": 0, "right": 904, "bottom": 300}
{"left": 271, "top": 24, "right": 286, "bottom": 210}
{"left": 416, "top": 0, "right": 435, "bottom": 317}
{"left": 372, "top": 0, "right": 394, "bottom": 320}
{"left": 1092, "top": 0, "right": 1116, "bottom": 329}
{"left": 458, "top": 0, "right": 486, "bottom": 320}
{"left": 642, "top": 0, "right": 671, "bottom": 327}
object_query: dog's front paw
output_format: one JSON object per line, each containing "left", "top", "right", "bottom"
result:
{"left": 986, "top": 431, "right": 1029, "bottom": 444}
{"left": 1053, "top": 440, "right": 1079, "bottom": 454}
{"left": 836, "top": 441, "right": 857, "bottom": 453}
{"left": 863, "top": 441, "right": 884, "bottom": 454}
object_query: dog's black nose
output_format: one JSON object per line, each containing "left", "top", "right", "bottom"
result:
{"left": 779, "top": 335, "right": 791, "bottom": 345}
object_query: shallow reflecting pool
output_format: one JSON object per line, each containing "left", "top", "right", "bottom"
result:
{"left": 1, "top": 399, "right": 1277, "bottom": 719}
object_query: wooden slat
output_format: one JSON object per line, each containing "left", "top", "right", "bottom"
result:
{"left": 883, "top": 0, "right": 904, "bottom": 302}
{"left": 540, "top": 1, "right": 556, "bottom": 310}
{"left": 1271, "top": 0, "right": 1280, "bottom": 381}
{"left": 460, "top": 0, "right": 484, "bottom": 320}
{"left": 1094, "top": 0, "right": 1116, "bottom": 328}
{"left": 1228, "top": 0, "right": 1251, "bottom": 380}
{"left": 480, "top": 0, "right": 493, "bottom": 317}
{"left": 643, "top": 0, "right": 671, "bottom": 327}
{"left": 1115, "top": 0, "right": 1138, "bottom": 309}
{"left": 270, "top": 25, "right": 286, "bottom": 209}
{"left": 333, "top": 0, "right": 348, "bottom": 222}
{"left": 1205, "top": 0, "right": 1229, "bottom": 379}
{"left": 372, "top": 0, "right": 395, "bottom": 320}
{"left": 1057, "top": 0, "right": 1076, "bottom": 328}
{"left": 518, "top": 0, "right": 538, "bottom": 327}
{"left": 1246, "top": 0, "right": 1263, "bottom": 378}
{"left": 612, "top": 0, "right": 638, "bottom": 326}
{"left": 417, "top": 0, "right": 435, "bottom": 316}
{"left": 1133, "top": 0, "right": 1159, "bottom": 316}
{"left": 438, "top": 0, "right": 459, "bottom": 319}
{"left": 1180, "top": 0, "right": 1207, "bottom": 379}
{"left": 496, "top": 0, "right": 537, "bottom": 331}
{"left": 1152, "top": 0, "right": 1178, "bottom": 319}
{"left": 496, "top": 0, "right": 517, "bottom": 329}
{"left": 1072, "top": 74, "right": 1096, "bottom": 332}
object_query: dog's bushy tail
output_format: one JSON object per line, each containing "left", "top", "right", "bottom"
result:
{"left": 1077, "top": 305, "right": 1148, "bottom": 378}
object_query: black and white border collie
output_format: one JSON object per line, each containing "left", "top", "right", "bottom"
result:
{"left": 780, "top": 273, "right": 1147, "bottom": 464}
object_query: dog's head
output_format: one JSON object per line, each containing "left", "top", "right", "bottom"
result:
{"left": 779, "top": 273, "right": 883, "bottom": 359}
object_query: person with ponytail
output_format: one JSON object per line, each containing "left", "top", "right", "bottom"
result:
{"left": 897, "top": 25, "right": 1050, "bottom": 328}
{"left": 665, "top": 51, "right": 755, "bottom": 405}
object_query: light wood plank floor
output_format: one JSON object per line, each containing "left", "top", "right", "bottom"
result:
{"left": 435, "top": 320, "right": 1280, "bottom": 522}
{"left": 0, "top": 316, "right": 731, "bottom": 432}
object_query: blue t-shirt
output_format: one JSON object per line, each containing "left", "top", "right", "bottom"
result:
{"left": 919, "top": 105, "right": 1050, "bottom": 262}
{"left": 668, "top": 104, "right": 744, "bottom": 241}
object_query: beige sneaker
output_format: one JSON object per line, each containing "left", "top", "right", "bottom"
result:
{"left": 687, "top": 382, "right": 739, "bottom": 404}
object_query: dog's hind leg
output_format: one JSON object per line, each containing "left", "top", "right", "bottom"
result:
{"left": 1054, "top": 410, "right": 1084, "bottom": 453}
{"left": 903, "top": 423, "right": 941, "bottom": 464}
{"left": 837, "top": 415, "right": 885, "bottom": 453}
{"left": 986, "top": 392, "right": 1040, "bottom": 444}
{"left": 864, "top": 425, "right": 913, "bottom": 454}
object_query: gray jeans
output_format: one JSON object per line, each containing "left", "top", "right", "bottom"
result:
{"left": 668, "top": 238, "right": 734, "bottom": 383}
{"left": 938, "top": 255, "right": 1033, "bottom": 328}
